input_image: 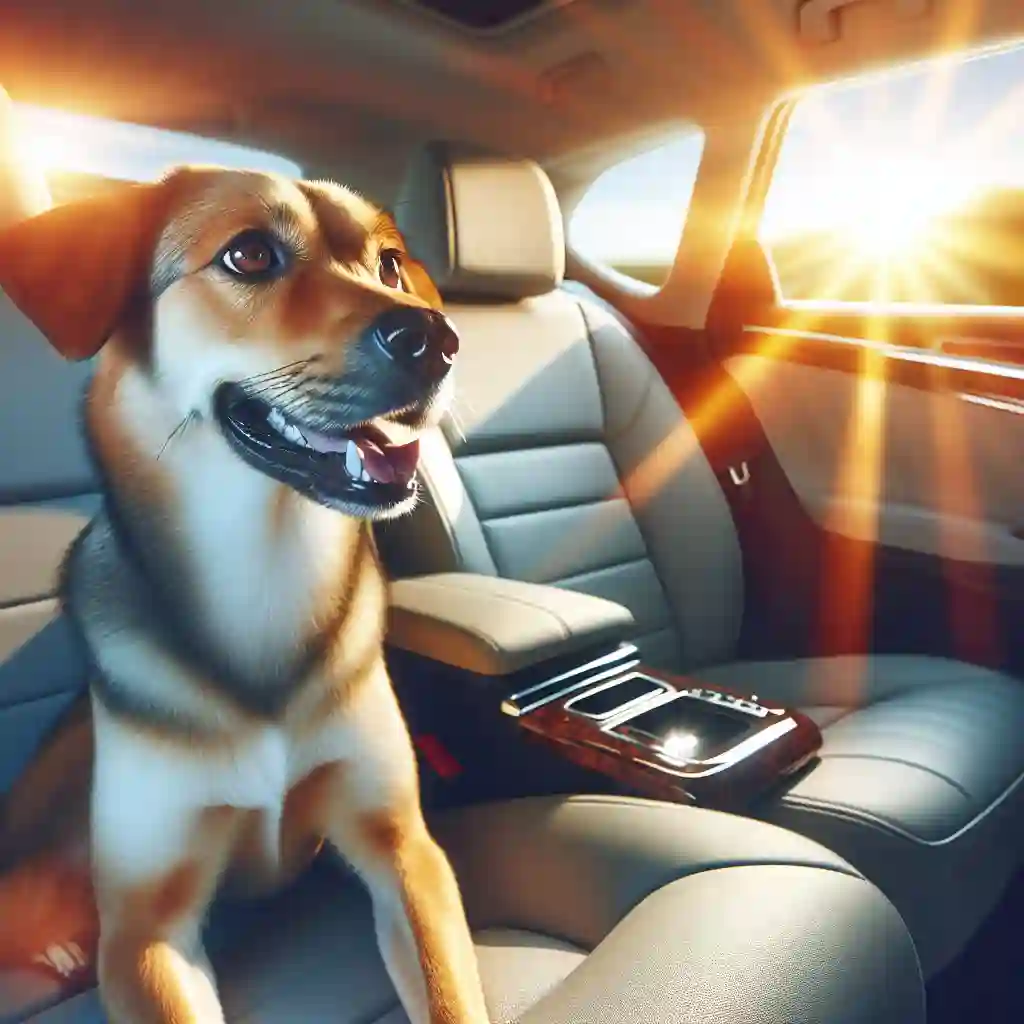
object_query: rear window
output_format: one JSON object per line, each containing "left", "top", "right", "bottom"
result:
{"left": 569, "top": 131, "right": 705, "bottom": 288}
{"left": 760, "top": 42, "right": 1024, "bottom": 310}
{"left": 12, "top": 103, "right": 302, "bottom": 203}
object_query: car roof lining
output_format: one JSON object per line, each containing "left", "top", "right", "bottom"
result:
{"left": 1, "top": 1, "right": 1022, "bottom": 195}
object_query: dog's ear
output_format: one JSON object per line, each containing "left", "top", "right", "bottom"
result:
{"left": 401, "top": 256, "right": 443, "bottom": 309}
{"left": 0, "top": 181, "right": 170, "bottom": 360}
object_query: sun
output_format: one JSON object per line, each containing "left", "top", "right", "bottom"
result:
{"left": 825, "top": 152, "right": 975, "bottom": 260}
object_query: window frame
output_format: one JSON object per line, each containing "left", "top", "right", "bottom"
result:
{"left": 565, "top": 127, "right": 707, "bottom": 292}
{"left": 721, "top": 48, "right": 1024, "bottom": 381}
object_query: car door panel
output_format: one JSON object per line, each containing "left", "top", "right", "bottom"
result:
{"left": 728, "top": 353, "right": 1024, "bottom": 565}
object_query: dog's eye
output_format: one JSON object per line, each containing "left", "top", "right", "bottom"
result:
{"left": 219, "top": 230, "right": 285, "bottom": 279}
{"left": 378, "top": 249, "right": 404, "bottom": 290}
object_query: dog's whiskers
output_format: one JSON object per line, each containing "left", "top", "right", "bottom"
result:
{"left": 157, "top": 411, "right": 197, "bottom": 460}
{"left": 239, "top": 359, "right": 315, "bottom": 387}
{"left": 247, "top": 378, "right": 310, "bottom": 402}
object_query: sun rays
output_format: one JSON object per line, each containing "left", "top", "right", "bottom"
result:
{"left": 586, "top": 26, "right": 1020, "bottom": 673}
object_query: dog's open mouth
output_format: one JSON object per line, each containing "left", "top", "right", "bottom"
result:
{"left": 213, "top": 383, "right": 421, "bottom": 517}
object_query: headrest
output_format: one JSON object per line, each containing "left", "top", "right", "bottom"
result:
{"left": 396, "top": 141, "right": 565, "bottom": 301}
{"left": 0, "top": 88, "right": 53, "bottom": 229}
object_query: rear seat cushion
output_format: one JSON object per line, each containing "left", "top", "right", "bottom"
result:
{"left": 391, "top": 139, "right": 1024, "bottom": 979}
{"left": 15, "top": 798, "right": 926, "bottom": 1024}
{"left": 700, "top": 655, "right": 1024, "bottom": 973}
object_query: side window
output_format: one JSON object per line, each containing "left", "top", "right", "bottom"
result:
{"left": 761, "top": 43, "right": 1024, "bottom": 309}
{"left": 569, "top": 131, "right": 705, "bottom": 288}
{"left": 12, "top": 103, "right": 301, "bottom": 204}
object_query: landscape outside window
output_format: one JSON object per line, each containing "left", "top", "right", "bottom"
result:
{"left": 569, "top": 131, "right": 705, "bottom": 287}
{"left": 761, "top": 42, "right": 1024, "bottom": 310}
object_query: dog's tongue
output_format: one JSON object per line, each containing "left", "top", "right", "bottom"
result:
{"left": 297, "top": 422, "right": 420, "bottom": 485}
{"left": 354, "top": 434, "right": 420, "bottom": 485}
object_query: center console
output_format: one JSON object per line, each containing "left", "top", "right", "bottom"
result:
{"left": 500, "top": 644, "right": 821, "bottom": 811}
{"left": 387, "top": 573, "right": 822, "bottom": 813}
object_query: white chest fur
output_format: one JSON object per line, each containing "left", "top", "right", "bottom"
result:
{"left": 115, "top": 366, "right": 357, "bottom": 680}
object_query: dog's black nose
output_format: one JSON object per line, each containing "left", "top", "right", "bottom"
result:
{"left": 369, "top": 308, "right": 459, "bottom": 384}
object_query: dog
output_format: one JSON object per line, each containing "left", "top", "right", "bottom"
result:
{"left": 0, "top": 166, "right": 490, "bottom": 1024}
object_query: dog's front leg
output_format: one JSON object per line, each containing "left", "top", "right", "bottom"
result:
{"left": 90, "top": 727, "right": 241, "bottom": 1024}
{"left": 356, "top": 806, "right": 488, "bottom": 1024}
{"left": 93, "top": 803, "right": 238, "bottom": 1024}
{"left": 319, "top": 678, "right": 489, "bottom": 1024}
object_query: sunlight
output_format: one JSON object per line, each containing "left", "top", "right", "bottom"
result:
{"left": 927, "top": 381, "right": 1002, "bottom": 666}
{"left": 760, "top": 40, "right": 1024, "bottom": 309}
{"left": 815, "top": 342, "right": 887, "bottom": 671}
{"left": 10, "top": 103, "right": 301, "bottom": 184}
{"left": 832, "top": 154, "right": 973, "bottom": 259}
{"left": 767, "top": 145, "right": 978, "bottom": 260}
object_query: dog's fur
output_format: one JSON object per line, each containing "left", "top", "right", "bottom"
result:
{"left": 0, "top": 167, "right": 489, "bottom": 1023}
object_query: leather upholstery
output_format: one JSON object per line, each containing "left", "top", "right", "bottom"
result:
{"left": 702, "top": 656, "right": 1024, "bottom": 974}
{"left": 389, "top": 141, "right": 1024, "bottom": 978}
{"left": 0, "top": 90, "right": 95, "bottom": 801}
{"left": 17, "top": 799, "right": 926, "bottom": 1023}
{"left": 396, "top": 141, "right": 565, "bottom": 301}
{"left": 375, "top": 293, "right": 743, "bottom": 673}
{"left": 387, "top": 573, "right": 635, "bottom": 676}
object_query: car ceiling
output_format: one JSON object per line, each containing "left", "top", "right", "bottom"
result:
{"left": 1, "top": 0, "right": 1023, "bottom": 200}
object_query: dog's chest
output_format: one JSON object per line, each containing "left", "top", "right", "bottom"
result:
{"left": 90, "top": 695, "right": 366, "bottom": 883}
{"left": 176, "top": 441, "right": 352, "bottom": 675}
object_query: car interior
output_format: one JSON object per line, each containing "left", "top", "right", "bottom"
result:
{"left": 1, "top": 0, "right": 1024, "bottom": 1021}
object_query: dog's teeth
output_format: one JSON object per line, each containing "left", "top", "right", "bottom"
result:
{"left": 267, "top": 407, "right": 287, "bottom": 433}
{"left": 283, "top": 424, "right": 306, "bottom": 446}
{"left": 345, "top": 440, "right": 362, "bottom": 478}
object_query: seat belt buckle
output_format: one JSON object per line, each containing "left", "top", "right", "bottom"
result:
{"left": 727, "top": 461, "right": 751, "bottom": 487}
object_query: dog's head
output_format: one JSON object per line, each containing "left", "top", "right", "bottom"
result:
{"left": 0, "top": 166, "right": 456, "bottom": 520}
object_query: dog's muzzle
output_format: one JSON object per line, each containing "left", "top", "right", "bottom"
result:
{"left": 212, "top": 307, "right": 459, "bottom": 520}
{"left": 368, "top": 307, "right": 460, "bottom": 389}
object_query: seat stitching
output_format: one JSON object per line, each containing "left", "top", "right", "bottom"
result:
{"left": 479, "top": 495, "right": 633, "bottom": 525}
{"left": 816, "top": 753, "right": 973, "bottom": 797}
{"left": 543, "top": 795, "right": 863, "bottom": 878}
{"left": 780, "top": 760, "right": 1024, "bottom": 847}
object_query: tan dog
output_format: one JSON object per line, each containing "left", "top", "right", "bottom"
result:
{"left": 0, "top": 167, "right": 489, "bottom": 1024}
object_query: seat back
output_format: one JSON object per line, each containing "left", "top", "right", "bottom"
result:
{"left": 381, "top": 143, "right": 743, "bottom": 671}
{"left": 0, "top": 89, "right": 97, "bottom": 795}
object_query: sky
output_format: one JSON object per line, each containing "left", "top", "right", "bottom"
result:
{"left": 571, "top": 40, "right": 1024, "bottom": 264}
{"left": 761, "top": 41, "right": 1024, "bottom": 242}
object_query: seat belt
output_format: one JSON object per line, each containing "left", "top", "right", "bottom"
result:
{"left": 568, "top": 277, "right": 792, "bottom": 656}
{"left": 644, "top": 330, "right": 811, "bottom": 659}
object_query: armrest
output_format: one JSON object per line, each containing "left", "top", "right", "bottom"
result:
{"left": 387, "top": 573, "right": 635, "bottom": 676}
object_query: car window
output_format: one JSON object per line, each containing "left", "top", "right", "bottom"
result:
{"left": 12, "top": 103, "right": 302, "bottom": 204}
{"left": 761, "top": 42, "right": 1024, "bottom": 311}
{"left": 568, "top": 131, "right": 705, "bottom": 288}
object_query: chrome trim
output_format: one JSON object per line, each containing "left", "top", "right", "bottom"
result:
{"left": 500, "top": 644, "right": 640, "bottom": 717}
{"left": 601, "top": 684, "right": 683, "bottom": 729}
{"left": 563, "top": 674, "right": 673, "bottom": 722}
{"left": 502, "top": 661, "right": 635, "bottom": 717}
{"left": 630, "top": 719, "right": 798, "bottom": 779}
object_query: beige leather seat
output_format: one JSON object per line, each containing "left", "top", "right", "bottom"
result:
{"left": 384, "top": 141, "right": 1024, "bottom": 978}
{"left": 0, "top": 91, "right": 925, "bottom": 1022}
